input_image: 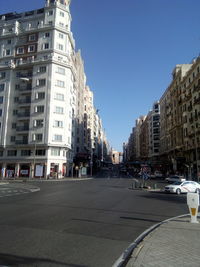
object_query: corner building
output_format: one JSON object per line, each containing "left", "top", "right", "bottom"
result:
{"left": 0, "top": 0, "right": 76, "bottom": 178}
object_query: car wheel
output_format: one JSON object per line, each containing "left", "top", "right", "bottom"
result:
{"left": 195, "top": 188, "right": 200, "bottom": 194}
{"left": 176, "top": 188, "right": 181, "bottom": 195}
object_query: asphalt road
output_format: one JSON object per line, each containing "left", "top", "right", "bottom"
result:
{"left": 0, "top": 172, "right": 189, "bottom": 267}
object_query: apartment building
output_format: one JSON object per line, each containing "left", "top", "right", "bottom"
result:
{"left": 159, "top": 64, "right": 193, "bottom": 174}
{"left": 135, "top": 116, "right": 146, "bottom": 160}
{"left": 148, "top": 101, "right": 160, "bottom": 160}
{"left": 125, "top": 58, "right": 200, "bottom": 179}
{"left": 0, "top": 0, "right": 110, "bottom": 179}
{"left": 0, "top": 0, "right": 76, "bottom": 178}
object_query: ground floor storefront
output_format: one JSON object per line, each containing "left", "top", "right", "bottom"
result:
{"left": 0, "top": 160, "right": 73, "bottom": 179}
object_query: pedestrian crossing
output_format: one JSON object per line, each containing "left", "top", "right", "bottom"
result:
{"left": 0, "top": 186, "right": 30, "bottom": 198}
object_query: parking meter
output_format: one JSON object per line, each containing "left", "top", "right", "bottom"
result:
{"left": 187, "top": 193, "right": 199, "bottom": 223}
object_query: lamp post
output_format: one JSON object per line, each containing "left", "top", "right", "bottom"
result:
{"left": 33, "top": 140, "right": 37, "bottom": 178}
{"left": 193, "top": 123, "right": 199, "bottom": 181}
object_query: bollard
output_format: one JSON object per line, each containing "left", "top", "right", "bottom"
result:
{"left": 187, "top": 192, "right": 199, "bottom": 223}
{"left": 132, "top": 181, "right": 135, "bottom": 189}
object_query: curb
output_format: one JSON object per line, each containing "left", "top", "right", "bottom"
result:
{"left": 112, "top": 213, "right": 191, "bottom": 267}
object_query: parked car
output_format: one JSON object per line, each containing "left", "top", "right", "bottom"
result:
{"left": 165, "top": 181, "right": 200, "bottom": 195}
{"left": 165, "top": 175, "right": 186, "bottom": 183}
{"left": 150, "top": 171, "right": 163, "bottom": 179}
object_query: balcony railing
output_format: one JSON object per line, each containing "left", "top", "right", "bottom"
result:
{"left": 16, "top": 86, "right": 32, "bottom": 92}
{"left": 18, "top": 99, "right": 31, "bottom": 104}
{"left": 15, "top": 140, "right": 28, "bottom": 145}
{"left": 16, "top": 126, "right": 29, "bottom": 132}
{"left": 17, "top": 112, "right": 30, "bottom": 118}
{"left": 194, "top": 97, "right": 200, "bottom": 105}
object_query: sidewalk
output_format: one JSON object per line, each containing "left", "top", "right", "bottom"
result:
{"left": 117, "top": 214, "right": 200, "bottom": 267}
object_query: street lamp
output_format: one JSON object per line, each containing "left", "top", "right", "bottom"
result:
{"left": 193, "top": 123, "right": 199, "bottom": 181}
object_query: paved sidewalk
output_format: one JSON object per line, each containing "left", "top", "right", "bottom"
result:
{"left": 125, "top": 215, "right": 200, "bottom": 267}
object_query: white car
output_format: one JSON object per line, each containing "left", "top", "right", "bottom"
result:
{"left": 165, "top": 175, "right": 186, "bottom": 183}
{"left": 150, "top": 171, "right": 163, "bottom": 179}
{"left": 165, "top": 181, "right": 200, "bottom": 195}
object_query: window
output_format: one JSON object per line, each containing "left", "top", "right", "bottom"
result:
{"left": 33, "top": 119, "right": 44, "bottom": 128}
{"left": 10, "top": 136, "right": 16, "bottom": 142}
{"left": 55, "top": 93, "right": 64, "bottom": 101}
{"left": 0, "top": 151, "right": 3, "bottom": 157}
{"left": 0, "top": 84, "right": 5, "bottom": 91}
{"left": 7, "top": 39, "right": 11, "bottom": 44}
{"left": 45, "top": 32, "right": 50, "bottom": 38}
{"left": 55, "top": 106, "right": 64, "bottom": 114}
{"left": 36, "top": 149, "right": 45, "bottom": 156}
{"left": 33, "top": 133, "right": 43, "bottom": 141}
{"left": 0, "top": 72, "right": 6, "bottom": 79}
{"left": 59, "top": 22, "right": 64, "bottom": 27}
{"left": 37, "top": 79, "right": 46, "bottom": 87}
{"left": 6, "top": 49, "right": 11, "bottom": 56}
{"left": 57, "top": 67, "right": 65, "bottom": 75}
{"left": 48, "top": 10, "right": 53, "bottom": 16}
{"left": 7, "top": 150, "right": 17, "bottom": 156}
{"left": 21, "top": 150, "right": 31, "bottom": 156}
{"left": 51, "top": 148, "right": 60, "bottom": 156}
{"left": 39, "top": 66, "right": 46, "bottom": 73}
{"left": 17, "top": 47, "right": 24, "bottom": 54}
{"left": 0, "top": 96, "right": 3, "bottom": 104}
{"left": 13, "top": 110, "right": 18, "bottom": 115}
{"left": 14, "top": 97, "right": 19, "bottom": 103}
{"left": 29, "top": 34, "right": 36, "bottom": 41}
{"left": 35, "top": 92, "right": 45, "bottom": 100}
{"left": 43, "top": 43, "right": 49, "bottom": 49}
{"left": 56, "top": 80, "right": 65, "bottom": 87}
{"left": 12, "top": 123, "right": 17, "bottom": 129}
{"left": 15, "top": 84, "right": 20, "bottom": 90}
{"left": 28, "top": 45, "right": 35, "bottom": 52}
{"left": 57, "top": 43, "right": 63, "bottom": 51}
{"left": 54, "top": 120, "right": 63, "bottom": 127}
{"left": 0, "top": 109, "right": 2, "bottom": 116}
{"left": 58, "top": 33, "right": 64, "bottom": 39}
{"left": 60, "top": 11, "right": 64, "bottom": 17}
{"left": 35, "top": 105, "right": 44, "bottom": 113}
{"left": 53, "top": 135, "right": 62, "bottom": 142}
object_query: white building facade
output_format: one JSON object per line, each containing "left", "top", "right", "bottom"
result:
{"left": 0, "top": 0, "right": 76, "bottom": 178}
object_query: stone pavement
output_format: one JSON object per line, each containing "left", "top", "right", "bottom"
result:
{"left": 123, "top": 214, "right": 200, "bottom": 267}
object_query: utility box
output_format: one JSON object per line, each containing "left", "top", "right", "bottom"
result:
{"left": 187, "top": 193, "right": 199, "bottom": 223}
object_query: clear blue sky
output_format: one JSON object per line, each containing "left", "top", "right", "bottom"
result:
{"left": 1, "top": 0, "right": 200, "bottom": 152}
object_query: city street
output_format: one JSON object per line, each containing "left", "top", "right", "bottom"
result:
{"left": 0, "top": 171, "right": 189, "bottom": 267}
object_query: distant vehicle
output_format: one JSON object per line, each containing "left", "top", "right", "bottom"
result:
{"left": 150, "top": 171, "right": 163, "bottom": 179}
{"left": 165, "top": 181, "right": 200, "bottom": 194}
{"left": 165, "top": 175, "right": 186, "bottom": 183}
{"left": 120, "top": 167, "right": 127, "bottom": 172}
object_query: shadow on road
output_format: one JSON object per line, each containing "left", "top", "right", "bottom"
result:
{"left": 142, "top": 191, "right": 186, "bottom": 204}
{"left": 0, "top": 253, "right": 87, "bottom": 267}
{"left": 120, "top": 216, "right": 160, "bottom": 223}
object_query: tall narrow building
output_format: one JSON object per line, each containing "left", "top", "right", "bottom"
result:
{"left": 0, "top": 0, "right": 76, "bottom": 178}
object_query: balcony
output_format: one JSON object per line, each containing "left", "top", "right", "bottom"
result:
{"left": 18, "top": 98, "right": 31, "bottom": 105}
{"left": 189, "top": 117, "right": 194, "bottom": 123}
{"left": 16, "top": 126, "right": 29, "bottom": 132}
{"left": 15, "top": 140, "right": 28, "bottom": 145}
{"left": 17, "top": 112, "right": 30, "bottom": 118}
{"left": 193, "top": 85, "right": 200, "bottom": 93}
{"left": 16, "top": 85, "right": 32, "bottom": 92}
{"left": 194, "top": 97, "right": 200, "bottom": 105}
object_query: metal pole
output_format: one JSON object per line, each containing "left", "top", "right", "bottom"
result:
{"left": 194, "top": 124, "right": 198, "bottom": 181}
{"left": 33, "top": 141, "right": 36, "bottom": 178}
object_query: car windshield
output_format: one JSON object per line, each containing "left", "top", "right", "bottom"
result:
{"left": 173, "top": 181, "right": 182, "bottom": 185}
